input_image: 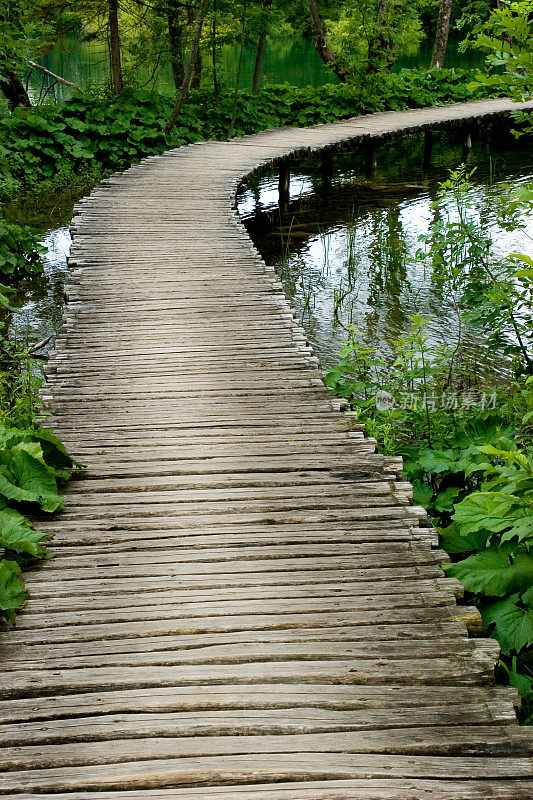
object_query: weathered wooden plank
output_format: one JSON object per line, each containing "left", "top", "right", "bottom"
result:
{"left": 19, "top": 567, "right": 452, "bottom": 597}
{"left": 0, "top": 653, "right": 502, "bottom": 698}
{"left": 7, "top": 780, "right": 533, "bottom": 800}
{"left": 0, "top": 637, "right": 491, "bottom": 670}
{"left": 1, "top": 606, "right": 483, "bottom": 646}
{"left": 0, "top": 752, "right": 532, "bottom": 793}
{"left": 2, "top": 726, "right": 533, "bottom": 772}
{"left": 0, "top": 704, "right": 518, "bottom": 747}
{"left": 15, "top": 579, "right": 461, "bottom": 613}
{"left": 37, "top": 541, "right": 445, "bottom": 569}
{"left": 0, "top": 684, "right": 519, "bottom": 724}
{"left": 0, "top": 621, "right": 469, "bottom": 664}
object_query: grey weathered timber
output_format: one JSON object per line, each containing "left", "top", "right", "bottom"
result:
{"left": 1, "top": 99, "right": 533, "bottom": 798}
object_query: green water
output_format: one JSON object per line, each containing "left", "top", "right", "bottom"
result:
{"left": 32, "top": 33, "right": 483, "bottom": 101}
{"left": 31, "top": 37, "right": 329, "bottom": 100}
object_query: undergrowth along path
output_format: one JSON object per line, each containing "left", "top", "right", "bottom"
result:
{"left": 1, "top": 99, "right": 533, "bottom": 798}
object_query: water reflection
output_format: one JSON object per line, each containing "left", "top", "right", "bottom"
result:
{"left": 10, "top": 228, "right": 71, "bottom": 352}
{"left": 239, "top": 135, "right": 533, "bottom": 374}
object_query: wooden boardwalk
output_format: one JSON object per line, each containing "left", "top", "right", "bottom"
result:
{"left": 1, "top": 99, "right": 533, "bottom": 798}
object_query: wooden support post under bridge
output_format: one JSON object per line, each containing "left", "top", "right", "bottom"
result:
{"left": 278, "top": 163, "right": 290, "bottom": 213}
{"left": 365, "top": 142, "right": 378, "bottom": 180}
{"left": 423, "top": 130, "right": 433, "bottom": 170}
{"left": 463, "top": 126, "right": 473, "bottom": 160}
{"left": 319, "top": 152, "right": 333, "bottom": 189}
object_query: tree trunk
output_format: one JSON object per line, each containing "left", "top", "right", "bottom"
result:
{"left": 186, "top": 2, "right": 202, "bottom": 90}
{"left": 367, "top": 0, "right": 389, "bottom": 74}
{"left": 430, "top": 0, "right": 453, "bottom": 68}
{"left": 212, "top": 0, "right": 219, "bottom": 102}
{"left": 28, "top": 60, "right": 81, "bottom": 90}
{"left": 164, "top": 0, "right": 208, "bottom": 134}
{"left": 0, "top": 70, "right": 31, "bottom": 109}
{"left": 191, "top": 49, "right": 202, "bottom": 89}
{"left": 251, "top": 0, "right": 272, "bottom": 92}
{"left": 167, "top": 2, "right": 185, "bottom": 90}
{"left": 308, "top": 0, "right": 348, "bottom": 83}
{"left": 228, "top": 0, "right": 248, "bottom": 139}
{"left": 108, "top": 0, "right": 123, "bottom": 94}
{"left": 252, "top": 34, "right": 267, "bottom": 91}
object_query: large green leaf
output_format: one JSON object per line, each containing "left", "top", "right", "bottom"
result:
{"left": 0, "top": 560, "right": 27, "bottom": 622}
{"left": 444, "top": 548, "right": 533, "bottom": 597}
{"left": 453, "top": 491, "right": 530, "bottom": 535}
{"left": 522, "top": 585, "right": 533, "bottom": 606}
{"left": 416, "top": 448, "right": 464, "bottom": 474}
{"left": 434, "top": 486, "right": 463, "bottom": 513}
{"left": 0, "top": 450, "right": 62, "bottom": 512}
{"left": 482, "top": 594, "right": 533, "bottom": 654}
{"left": 31, "top": 427, "right": 81, "bottom": 474}
{"left": 0, "top": 507, "right": 48, "bottom": 558}
{"left": 438, "top": 522, "right": 489, "bottom": 554}
{"left": 13, "top": 439, "right": 70, "bottom": 482}
{"left": 0, "top": 427, "right": 75, "bottom": 479}
{"left": 412, "top": 479, "right": 433, "bottom": 508}
{"left": 31, "top": 427, "right": 70, "bottom": 459}
{"left": 500, "top": 516, "right": 533, "bottom": 544}
{"left": 508, "top": 667, "right": 533, "bottom": 702}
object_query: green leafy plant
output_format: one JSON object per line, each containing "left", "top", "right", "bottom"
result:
{"left": 0, "top": 421, "right": 75, "bottom": 622}
{"left": 443, "top": 442, "right": 533, "bottom": 721}
{"left": 0, "top": 328, "right": 75, "bottom": 622}
{"left": 0, "top": 220, "right": 44, "bottom": 276}
{"left": 420, "top": 166, "right": 533, "bottom": 374}
{"left": 470, "top": 0, "right": 533, "bottom": 106}
{"left": 0, "top": 559, "right": 27, "bottom": 623}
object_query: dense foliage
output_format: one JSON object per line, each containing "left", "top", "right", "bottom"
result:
{"left": 0, "top": 424, "right": 75, "bottom": 622}
{"left": 0, "top": 0, "right": 484, "bottom": 99}
{"left": 470, "top": 0, "right": 533, "bottom": 104}
{"left": 0, "top": 134, "right": 76, "bottom": 620}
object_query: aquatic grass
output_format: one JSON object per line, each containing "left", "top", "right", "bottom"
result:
{"left": 345, "top": 221, "right": 359, "bottom": 286}
{"left": 333, "top": 281, "right": 351, "bottom": 324}
{"left": 301, "top": 278, "right": 315, "bottom": 312}
{"left": 317, "top": 226, "right": 332, "bottom": 276}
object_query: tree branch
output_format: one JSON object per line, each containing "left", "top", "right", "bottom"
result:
{"left": 164, "top": 0, "right": 208, "bottom": 134}
{"left": 27, "top": 60, "right": 81, "bottom": 90}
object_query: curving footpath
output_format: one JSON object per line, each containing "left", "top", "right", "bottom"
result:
{"left": 1, "top": 99, "right": 533, "bottom": 799}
